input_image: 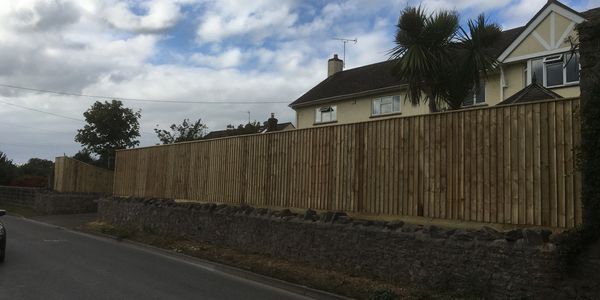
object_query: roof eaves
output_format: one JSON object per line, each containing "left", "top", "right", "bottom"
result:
{"left": 289, "top": 84, "right": 407, "bottom": 108}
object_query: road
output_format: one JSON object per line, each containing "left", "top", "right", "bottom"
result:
{"left": 0, "top": 215, "right": 315, "bottom": 300}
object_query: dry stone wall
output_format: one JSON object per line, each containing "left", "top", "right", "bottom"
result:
{"left": 98, "top": 197, "right": 599, "bottom": 299}
{"left": 0, "top": 186, "right": 102, "bottom": 214}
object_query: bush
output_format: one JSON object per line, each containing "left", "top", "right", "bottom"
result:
{"left": 10, "top": 175, "right": 48, "bottom": 188}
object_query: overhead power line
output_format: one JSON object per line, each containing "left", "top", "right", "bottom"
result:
{"left": 0, "top": 99, "right": 83, "bottom": 122}
{"left": 0, "top": 99, "right": 155, "bottom": 136}
{"left": 0, "top": 83, "right": 289, "bottom": 104}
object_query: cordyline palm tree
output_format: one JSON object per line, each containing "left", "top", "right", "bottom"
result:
{"left": 390, "top": 7, "right": 501, "bottom": 111}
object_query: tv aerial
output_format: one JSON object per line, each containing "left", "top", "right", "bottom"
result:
{"left": 332, "top": 37, "right": 357, "bottom": 68}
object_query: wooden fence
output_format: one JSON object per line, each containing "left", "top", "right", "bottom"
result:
{"left": 114, "top": 98, "right": 581, "bottom": 228}
{"left": 54, "top": 156, "right": 114, "bottom": 193}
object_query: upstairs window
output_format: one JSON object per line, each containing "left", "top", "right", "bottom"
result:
{"left": 463, "top": 80, "right": 486, "bottom": 107}
{"left": 315, "top": 105, "right": 337, "bottom": 123}
{"left": 372, "top": 96, "right": 401, "bottom": 116}
{"left": 529, "top": 52, "right": 579, "bottom": 87}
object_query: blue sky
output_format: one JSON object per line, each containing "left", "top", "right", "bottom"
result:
{"left": 0, "top": 0, "right": 597, "bottom": 163}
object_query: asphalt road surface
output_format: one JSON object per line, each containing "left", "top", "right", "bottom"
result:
{"left": 0, "top": 216, "right": 316, "bottom": 300}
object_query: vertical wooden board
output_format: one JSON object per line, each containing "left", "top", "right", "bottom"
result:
{"left": 440, "top": 114, "right": 447, "bottom": 219}
{"left": 518, "top": 105, "right": 527, "bottom": 224}
{"left": 375, "top": 121, "right": 382, "bottom": 214}
{"left": 483, "top": 109, "right": 491, "bottom": 223}
{"left": 489, "top": 109, "right": 498, "bottom": 223}
{"left": 458, "top": 112, "right": 465, "bottom": 220}
{"left": 539, "top": 103, "right": 550, "bottom": 226}
{"left": 422, "top": 114, "right": 430, "bottom": 217}
{"left": 501, "top": 107, "right": 511, "bottom": 224}
{"left": 470, "top": 110, "right": 479, "bottom": 221}
{"left": 432, "top": 114, "right": 442, "bottom": 218}
{"left": 556, "top": 101, "right": 566, "bottom": 228}
{"left": 421, "top": 115, "right": 427, "bottom": 217}
{"left": 359, "top": 123, "right": 368, "bottom": 214}
{"left": 408, "top": 117, "right": 414, "bottom": 216}
{"left": 510, "top": 106, "right": 519, "bottom": 224}
{"left": 384, "top": 120, "right": 391, "bottom": 215}
{"left": 564, "top": 100, "right": 575, "bottom": 228}
{"left": 464, "top": 111, "right": 472, "bottom": 221}
{"left": 572, "top": 99, "right": 582, "bottom": 226}
{"left": 335, "top": 126, "right": 342, "bottom": 211}
{"left": 451, "top": 113, "right": 457, "bottom": 219}
{"left": 415, "top": 116, "right": 422, "bottom": 217}
{"left": 392, "top": 119, "right": 399, "bottom": 215}
{"left": 476, "top": 109, "right": 485, "bottom": 222}
{"left": 525, "top": 105, "right": 535, "bottom": 225}
{"left": 533, "top": 104, "right": 542, "bottom": 225}
{"left": 548, "top": 102, "right": 558, "bottom": 227}
{"left": 403, "top": 118, "right": 410, "bottom": 215}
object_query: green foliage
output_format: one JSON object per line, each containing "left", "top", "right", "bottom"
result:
{"left": 235, "top": 121, "right": 262, "bottom": 134}
{"left": 371, "top": 288, "right": 396, "bottom": 300}
{"left": 72, "top": 150, "right": 98, "bottom": 165}
{"left": 17, "top": 158, "right": 54, "bottom": 177}
{"left": 155, "top": 118, "right": 207, "bottom": 144}
{"left": 390, "top": 7, "right": 501, "bottom": 111}
{"left": 75, "top": 100, "right": 141, "bottom": 168}
{"left": 0, "top": 151, "right": 16, "bottom": 186}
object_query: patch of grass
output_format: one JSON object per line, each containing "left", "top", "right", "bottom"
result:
{"left": 0, "top": 204, "right": 40, "bottom": 218}
{"left": 83, "top": 221, "right": 131, "bottom": 240}
{"left": 80, "top": 222, "right": 420, "bottom": 300}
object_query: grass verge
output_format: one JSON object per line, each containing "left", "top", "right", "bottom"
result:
{"left": 1, "top": 204, "right": 40, "bottom": 218}
{"left": 79, "top": 221, "right": 422, "bottom": 300}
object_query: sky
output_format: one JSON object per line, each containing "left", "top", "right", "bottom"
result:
{"left": 0, "top": 0, "right": 597, "bottom": 164}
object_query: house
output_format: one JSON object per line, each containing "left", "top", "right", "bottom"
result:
{"left": 203, "top": 113, "right": 295, "bottom": 140}
{"left": 290, "top": 1, "right": 599, "bottom": 129}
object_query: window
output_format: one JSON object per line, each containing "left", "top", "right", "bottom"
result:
{"left": 372, "top": 96, "right": 400, "bottom": 116}
{"left": 315, "top": 105, "right": 337, "bottom": 123}
{"left": 463, "top": 80, "right": 486, "bottom": 107}
{"left": 528, "top": 52, "right": 580, "bottom": 87}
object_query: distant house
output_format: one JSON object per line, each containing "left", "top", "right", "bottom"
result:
{"left": 290, "top": 0, "right": 598, "bottom": 129}
{"left": 203, "top": 114, "right": 295, "bottom": 140}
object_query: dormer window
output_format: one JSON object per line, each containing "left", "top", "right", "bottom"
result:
{"left": 528, "top": 52, "right": 579, "bottom": 87}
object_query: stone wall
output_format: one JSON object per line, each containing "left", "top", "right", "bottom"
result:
{"left": 0, "top": 186, "right": 41, "bottom": 209}
{"left": 98, "top": 197, "right": 598, "bottom": 299}
{"left": 0, "top": 186, "right": 103, "bottom": 214}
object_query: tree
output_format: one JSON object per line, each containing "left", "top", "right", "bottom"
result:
{"left": 72, "top": 150, "right": 98, "bottom": 165}
{"left": 390, "top": 7, "right": 501, "bottom": 111}
{"left": 17, "top": 158, "right": 54, "bottom": 177}
{"left": 75, "top": 100, "right": 141, "bottom": 169}
{"left": 155, "top": 118, "right": 207, "bottom": 145}
{"left": 0, "top": 151, "right": 15, "bottom": 185}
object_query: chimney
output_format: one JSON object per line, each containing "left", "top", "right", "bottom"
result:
{"left": 328, "top": 54, "right": 343, "bottom": 77}
{"left": 267, "top": 113, "right": 278, "bottom": 132}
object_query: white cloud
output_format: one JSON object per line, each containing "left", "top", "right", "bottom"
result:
{"left": 196, "top": 0, "right": 298, "bottom": 43}
{"left": 190, "top": 48, "right": 243, "bottom": 69}
{"left": 0, "top": 0, "right": 568, "bottom": 164}
{"left": 102, "top": 0, "right": 183, "bottom": 33}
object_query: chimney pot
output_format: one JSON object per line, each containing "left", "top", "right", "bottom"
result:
{"left": 327, "top": 54, "right": 343, "bottom": 77}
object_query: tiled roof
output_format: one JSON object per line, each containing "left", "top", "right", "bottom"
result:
{"left": 289, "top": 28, "right": 523, "bottom": 108}
{"left": 290, "top": 3, "right": 598, "bottom": 108}
{"left": 497, "top": 81, "right": 563, "bottom": 106}
{"left": 203, "top": 122, "right": 294, "bottom": 140}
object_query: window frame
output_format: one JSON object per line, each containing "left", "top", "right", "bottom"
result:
{"left": 314, "top": 105, "right": 337, "bottom": 124}
{"left": 371, "top": 95, "right": 401, "bottom": 117}
{"left": 462, "top": 79, "right": 486, "bottom": 107}
{"left": 527, "top": 52, "right": 580, "bottom": 88}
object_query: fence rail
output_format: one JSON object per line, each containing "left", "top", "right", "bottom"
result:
{"left": 54, "top": 156, "right": 114, "bottom": 194}
{"left": 114, "top": 98, "right": 581, "bottom": 228}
